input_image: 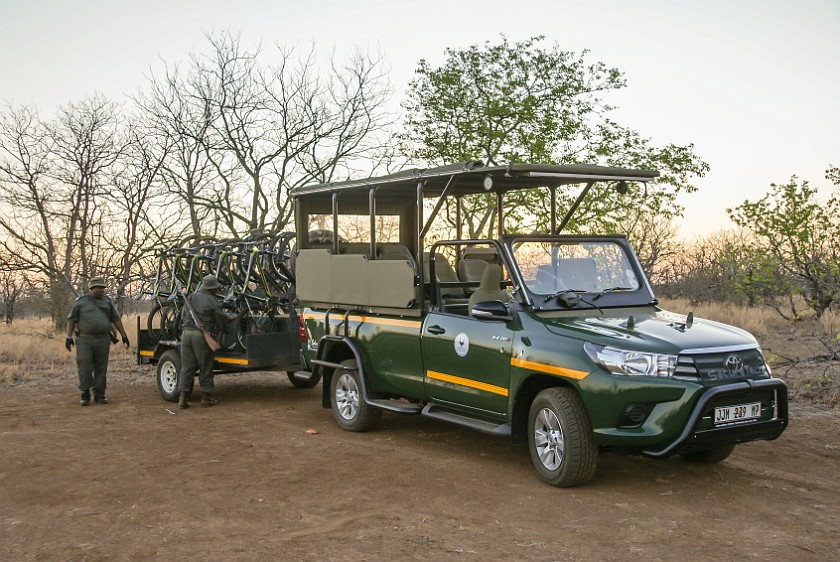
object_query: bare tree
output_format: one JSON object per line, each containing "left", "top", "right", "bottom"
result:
{"left": 0, "top": 96, "right": 155, "bottom": 327}
{"left": 0, "top": 265, "right": 25, "bottom": 324}
{"left": 101, "top": 120, "right": 175, "bottom": 309}
{"left": 46, "top": 95, "right": 128, "bottom": 288}
{"left": 623, "top": 214, "right": 682, "bottom": 278}
{"left": 135, "top": 61, "right": 220, "bottom": 241}
{"left": 154, "top": 31, "right": 394, "bottom": 238}
{"left": 0, "top": 104, "right": 73, "bottom": 327}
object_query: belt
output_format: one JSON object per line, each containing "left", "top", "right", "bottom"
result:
{"left": 182, "top": 328, "right": 203, "bottom": 335}
{"left": 78, "top": 332, "right": 109, "bottom": 338}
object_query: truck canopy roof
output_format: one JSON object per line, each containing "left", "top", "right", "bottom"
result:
{"left": 291, "top": 161, "right": 659, "bottom": 200}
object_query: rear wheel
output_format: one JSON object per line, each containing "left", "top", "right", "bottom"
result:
{"left": 527, "top": 387, "right": 598, "bottom": 487}
{"left": 330, "top": 359, "right": 382, "bottom": 432}
{"left": 156, "top": 349, "right": 192, "bottom": 402}
{"left": 680, "top": 444, "right": 736, "bottom": 464}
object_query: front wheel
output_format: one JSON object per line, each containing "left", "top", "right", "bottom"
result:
{"left": 156, "top": 349, "right": 192, "bottom": 402}
{"left": 527, "top": 387, "right": 598, "bottom": 487}
{"left": 330, "top": 360, "right": 382, "bottom": 432}
{"left": 680, "top": 444, "right": 736, "bottom": 464}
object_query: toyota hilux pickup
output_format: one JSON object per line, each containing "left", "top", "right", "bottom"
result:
{"left": 290, "top": 161, "right": 788, "bottom": 487}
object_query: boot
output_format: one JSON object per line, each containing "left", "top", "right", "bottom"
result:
{"left": 200, "top": 392, "right": 218, "bottom": 407}
{"left": 80, "top": 391, "right": 90, "bottom": 406}
{"left": 178, "top": 391, "right": 190, "bottom": 409}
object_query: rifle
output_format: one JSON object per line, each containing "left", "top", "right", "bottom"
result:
{"left": 181, "top": 290, "right": 221, "bottom": 352}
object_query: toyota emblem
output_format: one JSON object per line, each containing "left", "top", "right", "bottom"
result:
{"left": 724, "top": 354, "right": 744, "bottom": 374}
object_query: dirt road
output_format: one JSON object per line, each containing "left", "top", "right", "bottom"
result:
{"left": 1, "top": 369, "right": 838, "bottom": 561}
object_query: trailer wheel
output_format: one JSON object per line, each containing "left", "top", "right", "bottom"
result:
{"left": 287, "top": 370, "right": 322, "bottom": 388}
{"left": 156, "top": 349, "right": 191, "bottom": 402}
{"left": 330, "top": 359, "right": 381, "bottom": 432}
{"left": 528, "top": 387, "right": 598, "bottom": 487}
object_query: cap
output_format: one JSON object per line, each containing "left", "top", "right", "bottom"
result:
{"left": 89, "top": 277, "right": 107, "bottom": 289}
{"left": 201, "top": 274, "right": 221, "bottom": 290}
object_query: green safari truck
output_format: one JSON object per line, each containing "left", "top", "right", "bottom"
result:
{"left": 291, "top": 161, "right": 788, "bottom": 487}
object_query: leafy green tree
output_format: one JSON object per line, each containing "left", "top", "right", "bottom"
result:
{"left": 728, "top": 177, "right": 840, "bottom": 317}
{"left": 826, "top": 164, "right": 839, "bottom": 185}
{"left": 399, "top": 35, "right": 709, "bottom": 266}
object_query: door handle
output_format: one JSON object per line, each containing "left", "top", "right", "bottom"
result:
{"left": 427, "top": 325, "right": 446, "bottom": 335}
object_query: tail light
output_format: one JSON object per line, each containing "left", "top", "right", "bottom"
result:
{"left": 298, "top": 314, "right": 307, "bottom": 343}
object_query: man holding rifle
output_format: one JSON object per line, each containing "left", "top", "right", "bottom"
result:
{"left": 178, "top": 274, "right": 234, "bottom": 409}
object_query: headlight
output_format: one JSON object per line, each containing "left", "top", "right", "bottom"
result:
{"left": 584, "top": 342, "right": 677, "bottom": 378}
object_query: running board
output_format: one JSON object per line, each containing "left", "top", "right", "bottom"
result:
{"left": 422, "top": 405, "right": 511, "bottom": 436}
{"left": 367, "top": 398, "right": 423, "bottom": 414}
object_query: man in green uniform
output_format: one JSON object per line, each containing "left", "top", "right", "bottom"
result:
{"left": 178, "top": 274, "right": 232, "bottom": 409}
{"left": 65, "top": 277, "right": 130, "bottom": 406}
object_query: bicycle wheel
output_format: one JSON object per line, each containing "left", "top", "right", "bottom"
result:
{"left": 268, "top": 231, "right": 296, "bottom": 283}
{"left": 147, "top": 302, "right": 179, "bottom": 344}
{"left": 237, "top": 309, "right": 275, "bottom": 350}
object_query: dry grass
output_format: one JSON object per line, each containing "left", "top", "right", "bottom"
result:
{"left": 658, "top": 298, "right": 775, "bottom": 338}
{"left": 0, "top": 316, "right": 141, "bottom": 386}
{"left": 0, "top": 318, "right": 68, "bottom": 385}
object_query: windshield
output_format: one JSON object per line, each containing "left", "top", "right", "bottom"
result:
{"left": 511, "top": 239, "right": 641, "bottom": 296}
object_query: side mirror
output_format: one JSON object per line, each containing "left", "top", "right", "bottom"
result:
{"left": 471, "top": 300, "right": 513, "bottom": 322}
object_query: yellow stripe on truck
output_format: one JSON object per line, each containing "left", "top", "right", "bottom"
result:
{"left": 510, "top": 357, "right": 589, "bottom": 380}
{"left": 426, "top": 370, "right": 509, "bottom": 397}
{"left": 216, "top": 357, "right": 249, "bottom": 366}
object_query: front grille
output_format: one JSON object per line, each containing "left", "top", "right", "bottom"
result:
{"left": 678, "top": 349, "right": 769, "bottom": 384}
{"left": 675, "top": 355, "right": 699, "bottom": 378}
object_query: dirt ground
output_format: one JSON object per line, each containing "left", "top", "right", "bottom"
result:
{"left": 1, "top": 359, "right": 839, "bottom": 562}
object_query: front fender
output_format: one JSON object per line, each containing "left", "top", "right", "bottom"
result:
{"left": 313, "top": 335, "right": 366, "bottom": 408}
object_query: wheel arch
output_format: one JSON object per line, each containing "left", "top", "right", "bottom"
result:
{"left": 317, "top": 338, "right": 366, "bottom": 408}
{"left": 511, "top": 373, "right": 578, "bottom": 445}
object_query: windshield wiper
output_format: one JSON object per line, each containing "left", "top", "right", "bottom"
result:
{"left": 543, "top": 289, "right": 584, "bottom": 305}
{"left": 592, "top": 286, "right": 634, "bottom": 300}
{"left": 542, "top": 289, "right": 603, "bottom": 314}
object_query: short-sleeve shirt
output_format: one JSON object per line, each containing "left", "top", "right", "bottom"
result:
{"left": 68, "top": 294, "right": 120, "bottom": 335}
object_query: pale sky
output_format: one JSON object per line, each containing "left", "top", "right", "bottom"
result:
{"left": 1, "top": 0, "right": 838, "bottom": 239}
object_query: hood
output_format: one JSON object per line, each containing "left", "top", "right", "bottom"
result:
{"left": 539, "top": 307, "right": 759, "bottom": 354}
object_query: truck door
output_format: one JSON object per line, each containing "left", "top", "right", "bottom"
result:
{"left": 421, "top": 311, "right": 513, "bottom": 415}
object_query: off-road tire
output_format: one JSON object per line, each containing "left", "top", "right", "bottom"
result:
{"left": 680, "top": 444, "right": 736, "bottom": 464}
{"left": 528, "top": 387, "right": 598, "bottom": 487}
{"left": 330, "top": 359, "right": 382, "bottom": 432}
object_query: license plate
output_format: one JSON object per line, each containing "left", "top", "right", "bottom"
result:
{"left": 714, "top": 402, "right": 761, "bottom": 425}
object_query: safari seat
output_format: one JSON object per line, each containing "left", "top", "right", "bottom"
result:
{"left": 377, "top": 243, "right": 415, "bottom": 267}
{"left": 468, "top": 264, "right": 510, "bottom": 315}
{"left": 461, "top": 247, "right": 499, "bottom": 263}
{"left": 458, "top": 259, "right": 488, "bottom": 283}
{"left": 423, "top": 252, "right": 462, "bottom": 297}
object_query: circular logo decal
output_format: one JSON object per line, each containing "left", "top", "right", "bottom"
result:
{"left": 454, "top": 332, "right": 470, "bottom": 357}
